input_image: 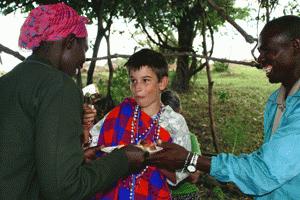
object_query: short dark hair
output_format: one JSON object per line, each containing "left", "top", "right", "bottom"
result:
{"left": 262, "top": 15, "right": 300, "bottom": 40}
{"left": 161, "top": 90, "right": 181, "bottom": 112}
{"left": 124, "top": 48, "right": 168, "bottom": 81}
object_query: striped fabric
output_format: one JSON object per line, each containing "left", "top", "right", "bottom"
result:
{"left": 93, "top": 98, "right": 172, "bottom": 200}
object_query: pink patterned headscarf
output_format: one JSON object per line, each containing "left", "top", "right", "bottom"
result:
{"left": 19, "top": 2, "right": 89, "bottom": 50}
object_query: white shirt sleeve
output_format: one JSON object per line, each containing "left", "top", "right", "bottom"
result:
{"left": 160, "top": 105, "right": 192, "bottom": 186}
{"left": 89, "top": 114, "right": 108, "bottom": 147}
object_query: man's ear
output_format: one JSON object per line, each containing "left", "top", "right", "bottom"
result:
{"left": 292, "top": 38, "right": 300, "bottom": 50}
{"left": 159, "top": 76, "right": 169, "bottom": 91}
{"left": 64, "top": 34, "right": 76, "bottom": 49}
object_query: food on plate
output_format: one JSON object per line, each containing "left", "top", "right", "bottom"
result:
{"left": 137, "top": 140, "right": 162, "bottom": 153}
{"left": 100, "top": 141, "right": 162, "bottom": 154}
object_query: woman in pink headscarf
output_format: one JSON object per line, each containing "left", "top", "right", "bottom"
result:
{"left": 0, "top": 3, "right": 146, "bottom": 200}
{"left": 18, "top": 2, "right": 89, "bottom": 76}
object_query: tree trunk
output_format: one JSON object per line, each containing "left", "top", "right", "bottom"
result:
{"left": 265, "top": 0, "right": 270, "bottom": 23}
{"left": 205, "top": 62, "right": 220, "bottom": 153}
{"left": 171, "top": 15, "right": 195, "bottom": 92}
{"left": 87, "top": 0, "right": 105, "bottom": 85}
{"left": 86, "top": 24, "right": 104, "bottom": 85}
{"left": 172, "top": 55, "right": 191, "bottom": 91}
{"left": 104, "top": 33, "right": 114, "bottom": 110}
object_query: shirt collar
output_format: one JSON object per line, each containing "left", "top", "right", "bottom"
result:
{"left": 277, "top": 78, "right": 300, "bottom": 107}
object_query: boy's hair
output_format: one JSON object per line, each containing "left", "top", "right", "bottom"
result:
{"left": 124, "top": 48, "right": 168, "bottom": 81}
{"left": 161, "top": 90, "right": 181, "bottom": 112}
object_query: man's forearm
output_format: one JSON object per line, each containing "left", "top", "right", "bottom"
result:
{"left": 196, "top": 156, "right": 211, "bottom": 173}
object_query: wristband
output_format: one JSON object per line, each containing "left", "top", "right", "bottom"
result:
{"left": 186, "top": 153, "right": 199, "bottom": 173}
{"left": 181, "top": 152, "right": 191, "bottom": 173}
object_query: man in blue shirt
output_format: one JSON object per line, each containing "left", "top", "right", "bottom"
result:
{"left": 149, "top": 15, "right": 300, "bottom": 199}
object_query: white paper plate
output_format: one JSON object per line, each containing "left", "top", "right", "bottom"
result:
{"left": 101, "top": 145, "right": 163, "bottom": 154}
{"left": 146, "top": 146, "right": 163, "bottom": 154}
{"left": 101, "top": 145, "right": 123, "bottom": 153}
{"left": 136, "top": 145, "right": 163, "bottom": 154}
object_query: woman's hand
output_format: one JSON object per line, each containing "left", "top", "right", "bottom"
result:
{"left": 83, "top": 145, "right": 103, "bottom": 163}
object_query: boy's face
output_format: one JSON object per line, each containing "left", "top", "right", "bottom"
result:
{"left": 129, "top": 66, "right": 168, "bottom": 113}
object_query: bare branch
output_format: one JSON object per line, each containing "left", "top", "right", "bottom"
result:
{"left": 140, "top": 23, "right": 180, "bottom": 51}
{"left": 86, "top": 52, "right": 259, "bottom": 68}
{"left": 207, "top": 0, "right": 257, "bottom": 44}
{"left": 140, "top": 23, "right": 163, "bottom": 47}
{"left": 0, "top": 43, "right": 25, "bottom": 61}
{"left": 207, "top": 21, "right": 215, "bottom": 57}
{"left": 201, "top": 14, "right": 220, "bottom": 153}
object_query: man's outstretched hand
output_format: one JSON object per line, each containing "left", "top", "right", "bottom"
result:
{"left": 122, "top": 144, "right": 148, "bottom": 173}
{"left": 84, "top": 144, "right": 149, "bottom": 173}
{"left": 146, "top": 142, "right": 189, "bottom": 171}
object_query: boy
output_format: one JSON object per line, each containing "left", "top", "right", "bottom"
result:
{"left": 89, "top": 49, "right": 191, "bottom": 199}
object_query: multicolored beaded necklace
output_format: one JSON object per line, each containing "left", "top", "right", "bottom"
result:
{"left": 128, "top": 104, "right": 163, "bottom": 200}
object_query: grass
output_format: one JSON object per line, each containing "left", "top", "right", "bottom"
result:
{"left": 174, "top": 65, "right": 279, "bottom": 199}
{"left": 181, "top": 65, "right": 279, "bottom": 154}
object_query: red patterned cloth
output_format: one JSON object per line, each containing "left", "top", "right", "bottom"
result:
{"left": 19, "top": 2, "right": 88, "bottom": 49}
{"left": 93, "top": 98, "right": 172, "bottom": 200}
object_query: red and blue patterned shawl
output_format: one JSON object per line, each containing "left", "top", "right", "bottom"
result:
{"left": 93, "top": 98, "right": 172, "bottom": 200}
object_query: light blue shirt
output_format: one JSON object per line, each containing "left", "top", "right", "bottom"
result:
{"left": 210, "top": 88, "right": 300, "bottom": 199}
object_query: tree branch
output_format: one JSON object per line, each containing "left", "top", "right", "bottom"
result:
{"left": 207, "top": 0, "right": 257, "bottom": 44}
{"left": 86, "top": 52, "right": 259, "bottom": 68}
{"left": 0, "top": 43, "right": 25, "bottom": 61}
{"left": 140, "top": 23, "right": 180, "bottom": 51}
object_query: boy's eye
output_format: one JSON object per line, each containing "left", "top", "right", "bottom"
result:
{"left": 130, "top": 79, "right": 136, "bottom": 84}
{"left": 143, "top": 78, "right": 150, "bottom": 83}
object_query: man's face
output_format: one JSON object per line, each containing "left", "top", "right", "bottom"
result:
{"left": 257, "top": 29, "right": 296, "bottom": 85}
{"left": 60, "top": 37, "right": 88, "bottom": 76}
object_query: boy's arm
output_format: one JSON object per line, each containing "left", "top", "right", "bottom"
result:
{"left": 161, "top": 108, "right": 192, "bottom": 185}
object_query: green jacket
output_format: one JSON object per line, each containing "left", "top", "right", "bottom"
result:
{"left": 0, "top": 55, "right": 129, "bottom": 200}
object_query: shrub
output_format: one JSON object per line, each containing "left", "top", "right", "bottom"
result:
{"left": 213, "top": 61, "right": 229, "bottom": 72}
{"left": 110, "top": 66, "right": 131, "bottom": 104}
{"left": 217, "top": 90, "right": 230, "bottom": 103}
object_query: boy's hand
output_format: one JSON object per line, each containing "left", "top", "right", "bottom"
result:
{"left": 82, "top": 103, "right": 97, "bottom": 126}
{"left": 82, "top": 103, "right": 97, "bottom": 148}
